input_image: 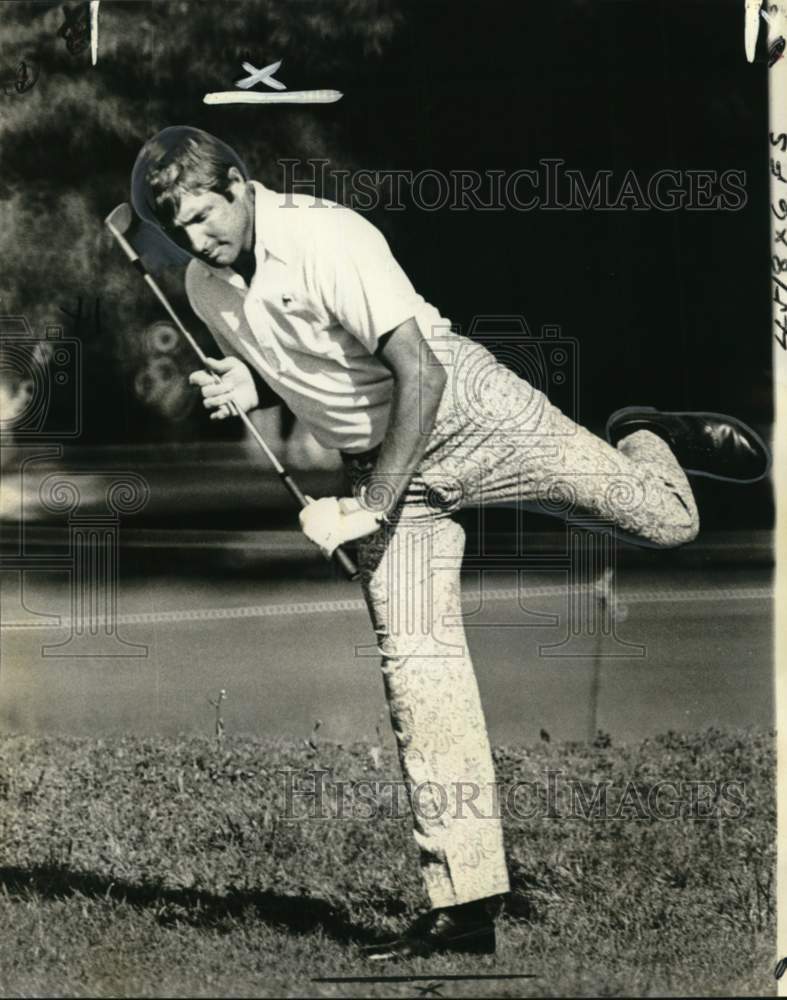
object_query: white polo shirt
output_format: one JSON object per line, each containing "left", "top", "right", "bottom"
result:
{"left": 185, "top": 182, "right": 451, "bottom": 453}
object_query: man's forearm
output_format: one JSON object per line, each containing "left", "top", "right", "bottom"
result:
{"left": 364, "top": 369, "right": 447, "bottom": 516}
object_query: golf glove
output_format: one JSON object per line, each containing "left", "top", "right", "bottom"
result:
{"left": 299, "top": 496, "right": 384, "bottom": 557}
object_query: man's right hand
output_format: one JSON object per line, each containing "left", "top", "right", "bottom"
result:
{"left": 189, "top": 356, "right": 259, "bottom": 420}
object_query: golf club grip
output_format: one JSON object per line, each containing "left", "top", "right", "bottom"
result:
{"left": 333, "top": 545, "right": 360, "bottom": 581}
{"left": 279, "top": 473, "right": 360, "bottom": 581}
{"left": 279, "top": 472, "right": 308, "bottom": 507}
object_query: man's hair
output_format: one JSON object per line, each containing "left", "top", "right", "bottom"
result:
{"left": 131, "top": 126, "right": 249, "bottom": 227}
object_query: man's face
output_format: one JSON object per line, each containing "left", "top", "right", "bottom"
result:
{"left": 167, "top": 173, "right": 252, "bottom": 268}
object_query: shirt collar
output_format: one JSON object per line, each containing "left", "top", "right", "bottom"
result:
{"left": 251, "top": 181, "right": 295, "bottom": 266}
{"left": 206, "top": 180, "right": 295, "bottom": 289}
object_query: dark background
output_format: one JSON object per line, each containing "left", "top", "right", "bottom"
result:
{"left": 0, "top": 0, "right": 774, "bottom": 529}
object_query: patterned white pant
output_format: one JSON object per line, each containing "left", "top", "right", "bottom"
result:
{"left": 343, "top": 334, "right": 699, "bottom": 908}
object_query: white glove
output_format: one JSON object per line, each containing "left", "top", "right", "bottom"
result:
{"left": 299, "top": 496, "right": 383, "bottom": 557}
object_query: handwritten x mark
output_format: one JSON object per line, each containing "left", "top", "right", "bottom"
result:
{"left": 413, "top": 983, "right": 444, "bottom": 997}
{"left": 235, "top": 59, "right": 286, "bottom": 91}
{"left": 777, "top": 229, "right": 787, "bottom": 248}
{"left": 206, "top": 55, "right": 341, "bottom": 105}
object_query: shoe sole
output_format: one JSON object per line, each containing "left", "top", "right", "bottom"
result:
{"left": 605, "top": 406, "right": 772, "bottom": 484}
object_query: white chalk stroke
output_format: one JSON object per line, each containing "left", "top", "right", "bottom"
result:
{"left": 204, "top": 57, "right": 342, "bottom": 105}
{"left": 204, "top": 89, "right": 343, "bottom": 105}
{"left": 90, "top": 1, "right": 99, "bottom": 66}
{"left": 745, "top": 0, "right": 762, "bottom": 62}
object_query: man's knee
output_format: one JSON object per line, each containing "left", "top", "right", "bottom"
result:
{"left": 376, "top": 626, "right": 466, "bottom": 665}
{"left": 663, "top": 489, "right": 700, "bottom": 547}
{"left": 376, "top": 629, "right": 427, "bottom": 663}
{"left": 667, "top": 512, "right": 700, "bottom": 548}
{"left": 649, "top": 506, "right": 700, "bottom": 549}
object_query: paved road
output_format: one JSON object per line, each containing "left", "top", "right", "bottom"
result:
{"left": 0, "top": 555, "right": 773, "bottom": 746}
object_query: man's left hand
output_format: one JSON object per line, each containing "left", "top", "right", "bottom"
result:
{"left": 299, "top": 496, "right": 383, "bottom": 557}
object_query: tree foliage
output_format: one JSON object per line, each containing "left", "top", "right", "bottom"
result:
{"left": 0, "top": 0, "right": 404, "bottom": 441}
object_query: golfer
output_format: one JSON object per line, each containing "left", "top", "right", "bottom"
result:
{"left": 130, "top": 126, "right": 769, "bottom": 960}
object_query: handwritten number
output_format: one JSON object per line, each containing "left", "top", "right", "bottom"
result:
{"left": 770, "top": 132, "right": 787, "bottom": 153}
{"left": 776, "top": 957, "right": 787, "bottom": 979}
{"left": 772, "top": 199, "right": 787, "bottom": 221}
{"left": 773, "top": 256, "right": 787, "bottom": 274}
{"left": 57, "top": 2, "right": 91, "bottom": 56}
{"left": 775, "top": 315, "right": 787, "bottom": 351}
{"left": 772, "top": 160, "right": 786, "bottom": 184}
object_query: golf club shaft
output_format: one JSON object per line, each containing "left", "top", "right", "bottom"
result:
{"left": 105, "top": 212, "right": 359, "bottom": 581}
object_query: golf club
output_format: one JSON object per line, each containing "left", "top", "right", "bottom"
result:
{"left": 105, "top": 202, "right": 360, "bottom": 582}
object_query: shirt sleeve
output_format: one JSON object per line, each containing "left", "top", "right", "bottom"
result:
{"left": 184, "top": 261, "right": 281, "bottom": 409}
{"left": 185, "top": 261, "right": 225, "bottom": 344}
{"left": 309, "top": 207, "right": 424, "bottom": 353}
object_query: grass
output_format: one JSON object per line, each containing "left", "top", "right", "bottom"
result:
{"left": 0, "top": 728, "right": 776, "bottom": 998}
